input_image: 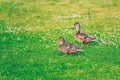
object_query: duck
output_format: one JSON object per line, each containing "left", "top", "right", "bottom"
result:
{"left": 74, "top": 22, "right": 96, "bottom": 46}
{"left": 57, "top": 37, "right": 83, "bottom": 55}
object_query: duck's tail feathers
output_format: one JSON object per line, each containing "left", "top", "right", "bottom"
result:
{"left": 77, "top": 49, "right": 84, "bottom": 52}
{"left": 92, "top": 39, "right": 97, "bottom": 42}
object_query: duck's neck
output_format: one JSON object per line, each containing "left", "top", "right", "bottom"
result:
{"left": 75, "top": 29, "right": 81, "bottom": 34}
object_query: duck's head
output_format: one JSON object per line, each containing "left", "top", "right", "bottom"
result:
{"left": 74, "top": 22, "right": 81, "bottom": 30}
{"left": 58, "top": 37, "right": 65, "bottom": 45}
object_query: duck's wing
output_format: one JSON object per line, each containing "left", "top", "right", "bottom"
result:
{"left": 66, "top": 43, "right": 74, "bottom": 49}
{"left": 80, "top": 33, "right": 89, "bottom": 36}
{"left": 80, "top": 33, "right": 95, "bottom": 39}
{"left": 66, "top": 43, "right": 83, "bottom": 51}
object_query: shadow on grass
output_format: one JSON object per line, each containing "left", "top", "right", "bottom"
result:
{"left": 56, "top": 51, "right": 85, "bottom": 57}
{"left": 89, "top": 41, "right": 99, "bottom": 46}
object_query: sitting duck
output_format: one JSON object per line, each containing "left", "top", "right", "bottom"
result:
{"left": 74, "top": 22, "right": 96, "bottom": 46}
{"left": 57, "top": 37, "right": 83, "bottom": 55}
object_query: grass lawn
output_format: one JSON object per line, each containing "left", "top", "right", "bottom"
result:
{"left": 0, "top": 0, "right": 120, "bottom": 80}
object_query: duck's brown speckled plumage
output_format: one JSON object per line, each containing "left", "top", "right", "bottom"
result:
{"left": 74, "top": 22, "right": 96, "bottom": 45}
{"left": 57, "top": 37, "right": 82, "bottom": 55}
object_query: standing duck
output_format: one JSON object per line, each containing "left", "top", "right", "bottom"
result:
{"left": 57, "top": 37, "right": 83, "bottom": 55}
{"left": 74, "top": 22, "right": 96, "bottom": 46}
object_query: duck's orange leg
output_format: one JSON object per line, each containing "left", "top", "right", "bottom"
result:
{"left": 86, "top": 42, "right": 89, "bottom": 46}
{"left": 64, "top": 52, "right": 67, "bottom": 55}
{"left": 80, "top": 42, "right": 83, "bottom": 46}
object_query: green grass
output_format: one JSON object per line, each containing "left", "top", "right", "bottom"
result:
{"left": 0, "top": 0, "right": 120, "bottom": 80}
